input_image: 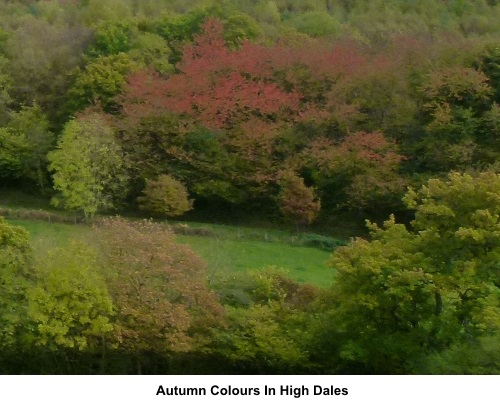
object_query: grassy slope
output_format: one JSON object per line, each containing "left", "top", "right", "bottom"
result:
{"left": 7, "top": 218, "right": 335, "bottom": 287}
{"left": 2, "top": 189, "right": 338, "bottom": 286}
{"left": 6, "top": 219, "right": 92, "bottom": 255}
{"left": 177, "top": 234, "right": 334, "bottom": 286}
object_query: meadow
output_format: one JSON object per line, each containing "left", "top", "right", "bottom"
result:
{"left": 7, "top": 218, "right": 335, "bottom": 287}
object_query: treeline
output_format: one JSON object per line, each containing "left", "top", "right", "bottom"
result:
{"left": 1, "top": 172, "right": 499, "bottom": 374}
{"left": 0, "top": 0, "right": 499, "bottom": 223}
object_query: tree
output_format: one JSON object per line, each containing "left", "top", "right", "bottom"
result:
{"left": 479, "top": 44, "right": 500, "bottom": 103}
{"left": 66, "top": 53, "right": 140, "bottom": 114}
{"left": 0, "top": 105, "right": 54, "bottom": 190}
{"left": 0, "top": 218, "right": 33, "bottom": 350}
{"left": 420, "top": 334, "right": 500, "bottom": 374}
{"left": 129, "top": 32, "right": 174, "bottom": 75}
{"left": 278, "top": 172, "right": 320, "bottom": 228}
{"left": 95, "top": 217, "right": 224, "bottom": 373}
{"left": 79, "top": 0, "right": 134, "bottom": 25}
{"left": 325, "top": 217, "right": 435, "bottom": 373}
{"left": 0, "top": 55, "right": 12, "bottom": 126}
{"left": 322, "top": 171, "right": 500, "bottom": 373}
{"left": 152, "top": 4, "right": 263, "bottom": 65}
{"left": 217, "top": 303, "right": 311, "bottom": 372}
{"left": 4, "top": 17, "right": 92, "bottom": 125}
{"left": 212, "top": 267, "right": 319, "bottom": 373}
{"left": 416, "top": 66, "right": 493, "bottom": 171}
{"left": 123, "top": 18, "right": 301, "bottom": 131}
{"left": 286, "top": 11, "right": 340, "bottom": 37}
{"left": 152, "top": 8, "right": 209, "bottom": 66}
{"left": 87, "top": 21, "right": 135, "bottom": 57}
{"left": 305, "top": 131, "right": 405, "bottom": 210}
{"left": 26, "top": 242, "right": 114, "bottom": 352}
{"left": 403, "top": 171, "right": 500, "bottom": 292}
{"left": 137, "top": 174, "right": 193, "bottom": 218}
{"left": 48, "top": 112, "right": 128, "bottom": 221}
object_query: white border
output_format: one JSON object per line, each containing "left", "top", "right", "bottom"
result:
{"left": 1, "top": 375, "right": 498, "bottom": 405}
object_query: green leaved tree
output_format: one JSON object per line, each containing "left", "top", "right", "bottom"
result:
{"left": 321, "top": 171, "right": 500, "bottom": 374}
{"left": 0, "top": 218, "right": 33, "bottom": 350}
{"left": 48, "top": 112, "right": 128, "bottom": 221}
{"left": 137, "top": 174, "right": 193, "bottom": 218}
{"left": 26, "top": 243, "right": 114, "bottom": 353}
{"left": 0, "top": 105, "right": 54, "bottom": 190}
{"left": 65, "top": 53, "right": 140, "bottom": 114}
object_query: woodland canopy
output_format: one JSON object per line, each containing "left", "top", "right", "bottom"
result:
{"left": 0, "top": 0, "right": 499, "bottom": 374}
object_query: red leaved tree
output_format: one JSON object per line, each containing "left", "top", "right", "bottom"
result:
{"left": 305, "top": 131, "right": 406, "bottom": 209}
{"left": 119, "top": 17, "right": 376, "bottom": 208}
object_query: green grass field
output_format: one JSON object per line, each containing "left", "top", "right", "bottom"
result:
{"left": 176, "top": 234, "right": 334, "bottom": 286}
{"left": 2, "top": 187, "right": 338, "bottom": 286}
{"left": 7, "top": 218, "right": 335, "bottom": 287}
{"left": 6, "top": 219, "right": 92, "bottom": 255}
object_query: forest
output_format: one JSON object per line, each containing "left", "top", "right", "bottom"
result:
{"left": 0, "top": 0, "right": 499, "bottom": 374}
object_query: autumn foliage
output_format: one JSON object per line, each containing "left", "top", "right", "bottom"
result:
{"left": 119, "top": 18, "right": 404, "bottom": 212}
{"left": 95, "top": 217, "right": 224, "bottom": 356}
{"left": 278, "top": 172, "right": 320, "bottom": 228}
{"left": 123, "top": 19, "right": 297, "bottom": 129}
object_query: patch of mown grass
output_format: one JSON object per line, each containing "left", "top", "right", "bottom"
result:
{"left": 169, "top": 220, "right": 347, "bottom": 251}
{"left": 176, "top": 235, "right": 335, "bottom": 287}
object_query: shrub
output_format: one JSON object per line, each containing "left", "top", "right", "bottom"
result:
{"left": 137, "top": 175, "right": 193, "bottom": 218}
{"left": 299, "top": 233, "right": 347, "bottom": 251}
{"left": 278, "top": 172, "right": 321, "bottom": 228}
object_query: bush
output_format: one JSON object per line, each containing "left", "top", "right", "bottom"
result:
{"left": 137, "top": 175, "right": 193, "bottom": 218}
{"left": 0, "top": 207, "right": 79, "bottom": 223}
{"left": 278, "top": 173, "right": 321, "bottom": 228}
{"left": 299, "top": 233, "right": 347, "bottom": 251}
